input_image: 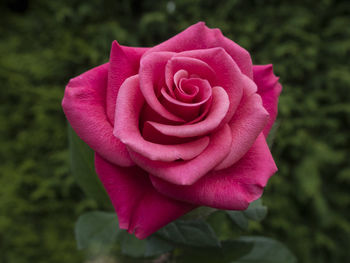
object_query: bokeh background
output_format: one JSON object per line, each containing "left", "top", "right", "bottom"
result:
{"left": 1, "top": 0, "right": 349, "bottom": 262}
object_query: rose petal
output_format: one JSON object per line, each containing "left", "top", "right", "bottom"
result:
{"left": 107, "top": 41, "right": 148, "bottom": 123}
{"left": 174, "top": 69, "right": 188, "bottom": 86}
{"left": 113, "top": 75, "right": 210, "bottom": 161}
{"left": 242, "top": 74, "right": 258, "bottom": 97}
{"left": 253, "top": 64, "right": 282, "bottom": 136}
{"left": 170, "top": 69, "right": 189, "bottom": 99}
{"left": 178, "top": 78, "right": 211, "bottom": 102}
{"left": 139, "top": 51, "right": 185, "bottom": 122}
{"left": 144, "top": 22, "right": 253, "bottom": 79}
{"left": 142, "top": 122, "right": 196, "bottom": 145}
{"left": 214, "top": 93, "right": 269, "bottom": 170}
{"left": 62, "top": 63, "right": 133, "bottom": 166}
{"left": 151, "top": 133, "right": 277, "bottom": 210}
{"left": 140, "top": 104, "right": 179, "bottom": 126}
{"left": 129, "top": 124, "right": 232, "bottom": 185}
{"left": 95, "top": 154, "right": 195, "bottom": 239}
{"left": 160, "top": 78, "right": 212, "bottom": 121}
{"left": 174, "top": 79, "right": 198, "bottom": 102}
{"left": 174, "top": 48, "right": 244, "bottom": 123}
{"left": 145, "top": 86, "right": 229, "bottom": 138}
{"left": 186, "top": 96, "right": 212, "bottom": 125}
{"left": 165, "top": 56, "right": 216, "bottom": 94}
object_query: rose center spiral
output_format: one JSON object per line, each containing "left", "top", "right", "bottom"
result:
{"left": 159, "top": 69, "right": 213, "bottom": 122}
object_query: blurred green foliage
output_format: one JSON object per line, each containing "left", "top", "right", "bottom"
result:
{"left": 0, "top": 0, "right": 349, "bottom": 262}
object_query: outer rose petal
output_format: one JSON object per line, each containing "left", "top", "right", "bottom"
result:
{"left": 129, "top": 124, "right": 233, "bottom": 185}
{"left": 144, "top": 22, "right": 253, "bottom": 79}
{"left": 151, "top": 133, "right": 277, "bottom": 210}
{"left": 215, "top": 93, "right": 269, "bottom": 170}
{"left": 95, "top": 154, "right": 195, "bottom": 239}
{"left": 62, "top": 63, "right": 133, "bottom": 166}
{"left": 114, "top": 75, "right": 210, "bottom": 162}
{"left": 253, "top": 64, "right": 282, "bottom": 136}
{"left": 106, "top": 41, "right": 148, "bottom": 123}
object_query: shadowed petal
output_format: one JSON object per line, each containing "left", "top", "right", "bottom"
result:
{"left": 95, "top": 154, "right": 195, "bottom": 239}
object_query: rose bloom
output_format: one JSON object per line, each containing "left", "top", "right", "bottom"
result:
{"left": 62, "top": 22, "right": 282, "bottom": 239}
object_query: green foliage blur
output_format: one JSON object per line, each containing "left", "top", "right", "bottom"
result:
{"left": 0, "top": 0, "right": 349, "bottom": 262}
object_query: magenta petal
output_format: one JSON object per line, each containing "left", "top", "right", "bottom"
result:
{"left": 253, "top": 64, "right": 282, "bottom": 137}
{"left": 62, "top": 63, "right": 133, "bottom": 166}
{"left": 165, "top": 56, "right": 216, "bottom": 92}
{"left": 142, "top": 122, "right": 197, "bottom": 145}
{"left": 242, "top": 74, "right": 258, "bottom": 98}
{"left": 140, "top": 104, "right": 179, "bottom": 126}
{"left": 107, "top": 41, "right": 148, "bottom": 123}
{"left": 95, "top": 154, "right": 195, "bottom": 239}
{"left": 160, "top": 78, "right": 212, "bottom": 121}
{"left": 144, "top": 22, "right": 253, "bottom": 79}
{"left": 151, "top": 133, "right": 277, "bottom": 210}
{"left": 165, "top": 69, "right": 189, "bottom": 98}
{"left": 129, "top": 124, "right": 232, "bottom": 185}
{"left": 174, "top": 81, "right": 198, "bottom": 102}
{"left": 174, "top": 48, "right": 244, "bottom": 123}
{"left": 114, "top": 75, "right": 210, "bottom": 161}
{"left": 145, "top": 86, "right": 229, "bottom": 138}
{"left": 139, "top": 51, "right": 185, "bottom": 122}
{"left": 215, "top": 93, "right": 269, "bottom": 170}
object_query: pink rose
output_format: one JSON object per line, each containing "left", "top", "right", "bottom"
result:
{"left": 62, "top": 22, "right": 282, "bottom": 239}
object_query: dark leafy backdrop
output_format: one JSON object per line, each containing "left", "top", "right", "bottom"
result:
{"left": 0, "top": 0, "right": 349, "bottom": 262}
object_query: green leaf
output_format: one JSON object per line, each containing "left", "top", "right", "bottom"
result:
{"left": 243, "top": 199, "right": 268, "bottom": 222}
{"left": 120, "top": 231, "right": 147, "bottom": 258}
{"left": 145, "top": 235, "right": 174, "bottom": 257}
{"left": 157, "top": 219, "right": 220, "bottom": 247}
{"left": 119, "top": 233, "right": 174, "bottom": 258}
{"left": 226, "top": 211, "right": 249, "bottom": 230}
{"left": 75, "top": 211, "right": 120, "bottom": 250}
{"left": 226, "top": 199, "right": 268, "bottom": 229}
{"left": 181, "top": 206, "right": 217, "bottom": 220}
{"left": 233, "top": 236, "right": 297, "bottom": 263}
{"left": 68, "top": 124, "right": 110, "bottom": 206}
{"left": 175, "top": 240, "right": 253, "bottom": 263}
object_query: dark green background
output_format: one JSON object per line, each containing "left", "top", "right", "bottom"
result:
{"left": 1, "top": 0, "right": 349, "bottom": 262}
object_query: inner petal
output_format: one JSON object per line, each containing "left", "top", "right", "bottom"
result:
{"left": 165, "top": 56, "right": 216, "bottom": 95}
{"left": 160, "top": 78, "right": 212, "bottom": 122}
{"left": 174, "top": 80, "right": 199, "bottom": 103}
{"left": 178, "top": 78, "right": 210, "bottom": 103}
{"left": 174, "top": 69, "right": 188, "bottom": 84}
{"left": 147, "top": 86, "right": 230, "bottom": 138}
